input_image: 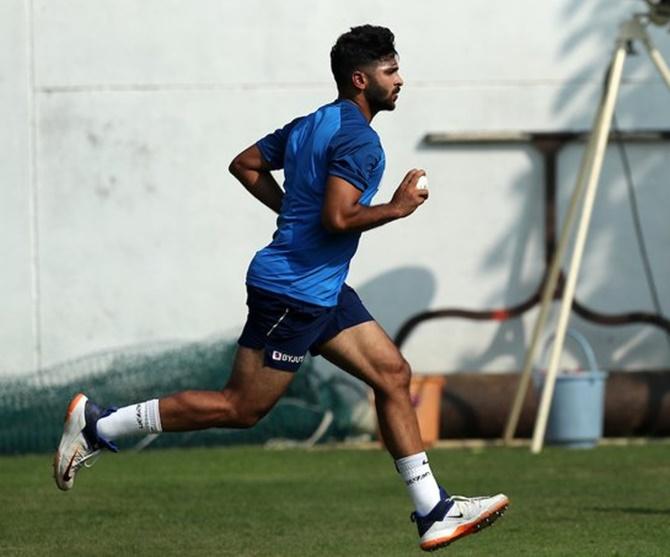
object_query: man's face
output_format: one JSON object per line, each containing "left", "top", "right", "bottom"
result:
{"left": 362, "top": 55, "right": 404, "bottom": 112}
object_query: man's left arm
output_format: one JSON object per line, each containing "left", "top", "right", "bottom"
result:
{"left": 229, "top": 145, "right": 284, "bottom": 214}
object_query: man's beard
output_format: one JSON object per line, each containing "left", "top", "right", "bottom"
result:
{"left": 366, "top": 81, "right": 397, "bottom": 113}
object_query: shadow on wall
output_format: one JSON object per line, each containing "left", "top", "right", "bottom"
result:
{"left": 411, "top": 142, "right": 544, "bottom": 372}
{"left": 554, "top": 0, "right": 670, "bottom": 144}
{"left": 554, "top": 0, "right": 670, "bottom": 367}
{"left": 467, "top": 2, "right": 670, "bottom": 370}
{"left": 466, "top": 146, "right": 542, "bottom": 372}
{"left": 356, "top": 266, "right": 437, "bottom": 340}
{"left": 554, "top": 0, "right": 631, "bottom": 122}
{"left": 552, "top": 0, "right": 670, "bottom": 125}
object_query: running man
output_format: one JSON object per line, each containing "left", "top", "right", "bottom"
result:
{"left": 54, "top": 25, "right": 508, "bottom": 551}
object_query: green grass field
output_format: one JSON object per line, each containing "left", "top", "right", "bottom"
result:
{"left": 1, "top": 444, "right": 668, "bottom": 556}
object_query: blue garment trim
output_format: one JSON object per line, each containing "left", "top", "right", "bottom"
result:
{"left": 411, "top": 487, "right": 454, "bottom": 537}
{"left": 83, "top": 402, "right": 120, "bottom": 453}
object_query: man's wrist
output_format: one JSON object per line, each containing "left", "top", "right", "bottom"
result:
{"left": 386, "top": 201, "right": 405, "bottom": 220}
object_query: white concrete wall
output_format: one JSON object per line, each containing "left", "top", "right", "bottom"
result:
{"left": 2, "top": 0, "right": 669, "bottom": 376}
{"left": 1, "top": 0, "right": 35, "bottom": 373}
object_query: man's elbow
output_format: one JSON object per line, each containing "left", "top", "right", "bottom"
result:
{"left": 321, "top": 212, "right": 349, "bottom": 233}
{"left": 228, "top": 155, "right": 244, "bottom": 178}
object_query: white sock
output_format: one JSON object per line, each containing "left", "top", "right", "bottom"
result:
{"left": 97, "top": 399, "right": 163, "bottom": 441}
{"left": 395, "top": 451, "right": 442, "bottom": 516}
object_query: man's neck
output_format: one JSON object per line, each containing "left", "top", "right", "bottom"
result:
{"left": 338, "top": 94, "right": 374, "bottom": 123}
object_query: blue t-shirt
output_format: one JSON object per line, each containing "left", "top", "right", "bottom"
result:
{"left": 246, "top": 99, "right": 386, "bottom": 307}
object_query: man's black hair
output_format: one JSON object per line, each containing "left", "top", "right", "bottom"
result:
{"left": 330, "top": 25, "right": 397, "bottom": 91}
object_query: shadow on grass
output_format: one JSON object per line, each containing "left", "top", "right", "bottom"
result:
{"left": 589, "top": 507, "right": 670, "bottom": 516}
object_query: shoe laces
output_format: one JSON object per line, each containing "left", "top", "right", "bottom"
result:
{"left": 447, "top": 495, "right": 491, "bottom": 515}
{"left": 70, "top": 448, "right": 102, "bottom": 474}
{"left": 82, "top": 449, "right": 102, "bottom": 469}
{"left": 450, "top": 495, "right": 491, "bottom": 506}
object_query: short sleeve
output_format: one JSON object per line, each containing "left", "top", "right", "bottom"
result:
{"left": 256, "top": 117, "right": 303, "bottom": 170}
{"left": 328, "top": 130, "right": 384, "bottom": 192}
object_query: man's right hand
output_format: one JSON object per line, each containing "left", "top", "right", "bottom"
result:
{"left": 229, "top": 145, "right": 285, "bottom": 214}
{"left": 390, "top": 169, "right": 430, "bottom": 218}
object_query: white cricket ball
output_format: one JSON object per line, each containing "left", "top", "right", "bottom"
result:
{"left": 417, "top": 175, "right": 429, "bottom": 189}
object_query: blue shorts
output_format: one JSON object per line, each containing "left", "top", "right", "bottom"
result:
{"left": 237, "top": 283, "right": 374, "bottom": 371}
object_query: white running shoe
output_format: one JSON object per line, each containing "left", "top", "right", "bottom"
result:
{"left": 412, "top": 488, "right": 509, "bottom": 551}
{"left": 53, "top": 393, "right": 118, "bottom": 491}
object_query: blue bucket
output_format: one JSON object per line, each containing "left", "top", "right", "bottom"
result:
{"left": 537, "top": 330, "right": 608, "bottom": 448}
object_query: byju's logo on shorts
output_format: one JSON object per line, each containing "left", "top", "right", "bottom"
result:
{"left": 271, "top": 350, "right": 305, "bottom": 364}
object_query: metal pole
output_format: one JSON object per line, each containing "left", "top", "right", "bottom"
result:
{"left": 643, "top": 36, "right": 670, "bottom": 90}
{"left": 531, "top": 43, "right": 628, "bottom": 454}
{"left": 502, "top": 106, "right": 603, "bottom": 444}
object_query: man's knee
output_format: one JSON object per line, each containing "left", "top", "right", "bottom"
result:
{"left": 376, "top": 358, "right": 412, "bottom": 395}
{"left": 233, "top": 407, "right": 267, "bottom": 428}
{"left": 221, "top": 390, "right": 272, "bottom": 429}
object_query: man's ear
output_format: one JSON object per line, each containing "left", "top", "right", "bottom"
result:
{"left": 351, "top": 70, "right": 368, "bottom": 91}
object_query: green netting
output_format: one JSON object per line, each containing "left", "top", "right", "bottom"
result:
{"left": 0, "top": 338, "right": 371, "bottom": 454}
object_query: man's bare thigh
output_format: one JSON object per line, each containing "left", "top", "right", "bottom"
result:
{"left": 226, "top": 345, "right": 296, "bottom": 407}
{"left": 315, "top": 321, "right": 405, "bottom": 386}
